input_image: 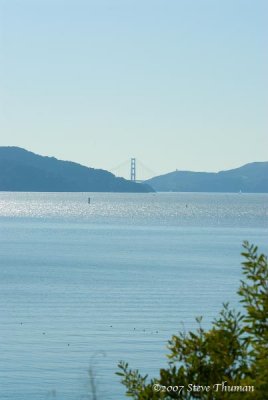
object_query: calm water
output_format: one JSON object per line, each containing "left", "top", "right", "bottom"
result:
{"left": 0, "top": 192, "right": 267, "bottom": 399}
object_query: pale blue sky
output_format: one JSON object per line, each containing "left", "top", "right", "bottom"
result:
{"left": 0, "top": 0, "right": 267, "bottom": 179}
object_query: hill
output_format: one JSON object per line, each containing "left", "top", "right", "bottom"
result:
{"left": 0, "top": 147, "right": 153, "bottom": 193}
{"left": 145, "top": 162, "right": 268, "bottom": 193}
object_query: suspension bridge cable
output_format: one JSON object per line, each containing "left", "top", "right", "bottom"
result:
{"left": 136, "top": 158, "right": 156, "bottom": 178}
{"left": 109, "top": 159, "right": 130, "bottom": 173}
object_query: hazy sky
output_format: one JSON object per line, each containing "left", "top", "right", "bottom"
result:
{"left": 0, "top": 0, "right": 267, "bottom": 179}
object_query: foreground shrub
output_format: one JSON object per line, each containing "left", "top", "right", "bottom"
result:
{"left": 117, "top": 242, "right": 268, "bottom": 399}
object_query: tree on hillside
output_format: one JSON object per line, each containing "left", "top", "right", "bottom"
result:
{"left": 117, "top": 242, "right": 268, "bottom": 399}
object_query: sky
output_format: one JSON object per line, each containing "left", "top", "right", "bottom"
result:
{"left": 0, "top": 0, "right": 267, "bottom": 179}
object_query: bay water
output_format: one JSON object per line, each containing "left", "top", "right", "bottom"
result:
{"left": 0, "top": 192, "right": 267, "bottom": 399}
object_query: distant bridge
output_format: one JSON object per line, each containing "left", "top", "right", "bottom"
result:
{"left": 110, "top": 158, "right": 156, "bottom": 182}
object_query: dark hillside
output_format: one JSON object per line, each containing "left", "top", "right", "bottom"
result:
{"left": 146, "top": 162, "right": 268, "bottom": 193}
{"left": 0, "top": 147, "right": 153, "bottom": 192}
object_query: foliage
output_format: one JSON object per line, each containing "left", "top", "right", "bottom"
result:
{"left": 117, "top": 242, "right": 268, "bottom": 399}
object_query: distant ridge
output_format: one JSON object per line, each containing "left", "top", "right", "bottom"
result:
{"left": 0, "top": 147, "right": 153, "bottom": 193}
{"left": 145, "top": 162, "right": 268, "bottom": 193}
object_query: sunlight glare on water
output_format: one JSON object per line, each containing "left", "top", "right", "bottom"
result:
{"left": 0, "top": 192, "right": 267, "bottom": 227}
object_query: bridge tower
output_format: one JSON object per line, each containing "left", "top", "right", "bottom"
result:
{"left": 130, "top": 158, "right": 136, "bottom": 181}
